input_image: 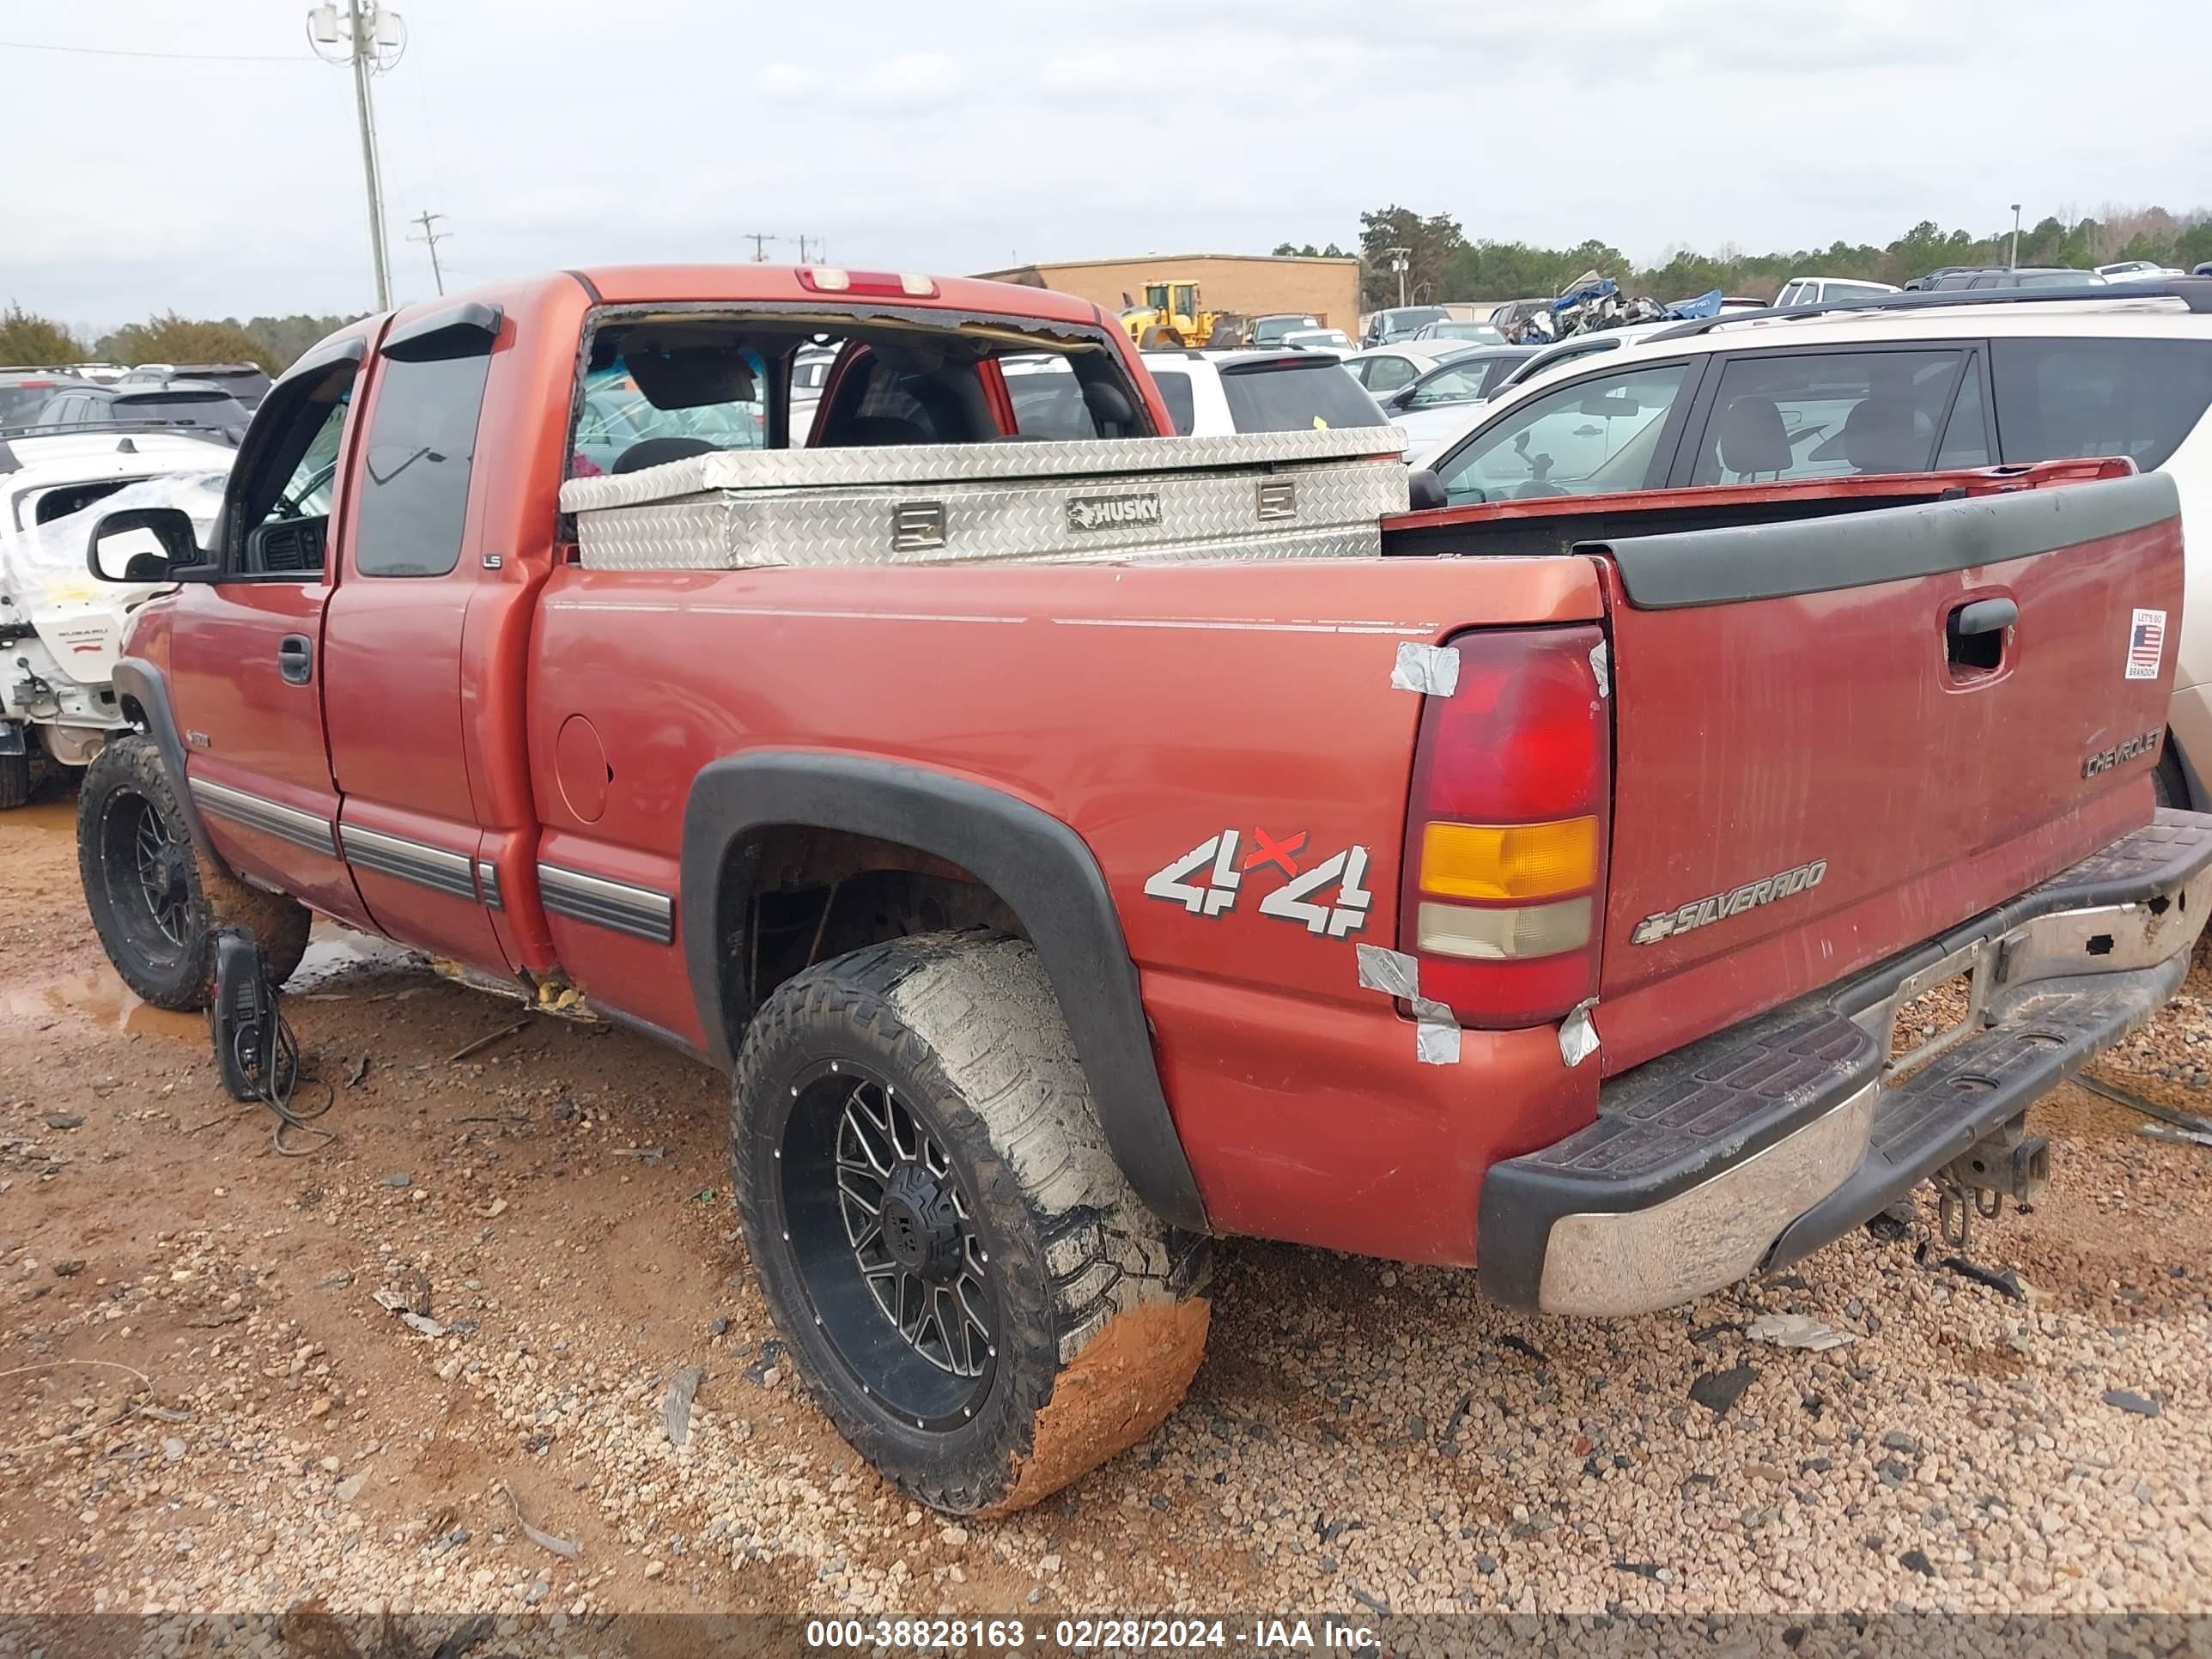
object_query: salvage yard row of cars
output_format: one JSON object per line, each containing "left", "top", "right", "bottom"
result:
{"left": 9, "top": 264, "right": 2212, "bottom": 1521}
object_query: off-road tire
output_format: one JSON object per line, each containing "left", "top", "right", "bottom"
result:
{"left": 731, "top": 931, "right": 1211, "bottom": 1516}
{"left": 0, "top": 746, "right": 29, "bottom": 811}
{"left": 78, "top": 735, "right": 311, "bottom": 1010}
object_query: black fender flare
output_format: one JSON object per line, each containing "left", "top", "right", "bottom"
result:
{"left": 681, "top": 750, "right": 1210, "bottom": 1233}
{"left": 110, "top": 656, "right": 228, "bottom": 869}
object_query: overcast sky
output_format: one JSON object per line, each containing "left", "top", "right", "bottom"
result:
{"left": 7, "top": 0, "right": 2209, "bottom": 334}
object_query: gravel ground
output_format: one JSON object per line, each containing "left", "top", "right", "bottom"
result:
{"left": 3, "top": 785, "right": 2209, "bottom": 1626}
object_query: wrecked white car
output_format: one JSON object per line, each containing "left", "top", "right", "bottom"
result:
{"left": 0, "top": 437, "right": 230, "bottom": 805}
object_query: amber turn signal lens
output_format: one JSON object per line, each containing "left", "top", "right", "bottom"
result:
{"left": 1419, "top": 816, "right": 1599, "bottom": 902}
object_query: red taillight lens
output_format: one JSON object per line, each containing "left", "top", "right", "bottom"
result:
{"left": 1400, "top": 625, "right": 1610, "bottom": 1030}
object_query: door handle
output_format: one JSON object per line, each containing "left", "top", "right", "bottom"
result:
{"left": 277, "top": 635, "right": 313, "bottom": 685}
{"left": 1951, "top": 598, "right": 2017, "bottom": 635}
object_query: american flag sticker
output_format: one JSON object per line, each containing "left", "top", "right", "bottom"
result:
{"left": 2126, "top": 608, "right": 2166, "bottom": 680}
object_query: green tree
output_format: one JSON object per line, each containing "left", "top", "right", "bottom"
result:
{"left": 94, "top": 313, "right": 278, "bottom": 373}
{"left": 1357, "top": 205, "right": 1469, "bottom": 310}
{"left": 231, "top": 313, "right": 364, "bottom": 372}
{"left": 0, "top": 304, "right": 84, "bottom": 365}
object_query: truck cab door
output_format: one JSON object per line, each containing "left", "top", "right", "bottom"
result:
{"left": 165, "top": 337, "right": 375, "bottom": 926}
{"left": 319, "top": 301, "right": 513, "bottom": 975}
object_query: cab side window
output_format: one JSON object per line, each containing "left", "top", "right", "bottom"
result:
{"left": 355, "top": 350, "right": 492, "bottom": 577}
{"left": 1406, "top": 362, "right": 1488, "bottom": 407}
{"left": 1433, "top": 362, "right": 1688, "bottom": 506}
{"left": 1990, "top": 337, "right": 2212, "bottom": 473}
{"left": 1686, "top": 349, "right": 1970, "bottom": 485}
{"left": 1362, "top": 357, "right": 1415, "bottom": 393}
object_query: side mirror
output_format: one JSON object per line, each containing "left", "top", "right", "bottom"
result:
{"left": 1407, "top": 468, "right": 1449, "bottom": 511}
{"left": 87, "top": 506, "right": 209, "bottom": 584}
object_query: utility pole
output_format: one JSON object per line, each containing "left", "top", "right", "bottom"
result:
{"left": 744, "top": 232, "right": 780, "bottom": 262}
{"left": 408, "top": 211, "right": 451, "bottom": 295}
{"left": 309, "top": 3, "right": 406, "bottom": 311}
{"left": 1385, "top": 246, "right": 1412, "bottom": 309}
{"left": 2008, "top": 203, "right": 2022, "bottom": 270}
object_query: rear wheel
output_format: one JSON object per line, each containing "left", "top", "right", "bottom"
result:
{"left": 77, "top": 736, "right": 310, "bottom": 1010}
{"left": 731, "top": 932, "right": 1210, "bottom": 1516}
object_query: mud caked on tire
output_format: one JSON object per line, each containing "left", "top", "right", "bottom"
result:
{"left": 732, "top": 932, "right": 1211, "bottom": 1516}
{"left": 77, "top": 735, "right": 311, "bottom": 1011}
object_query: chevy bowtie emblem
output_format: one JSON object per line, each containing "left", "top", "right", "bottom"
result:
{"left": 1632, "top": 858, "right": 1828, "bottom": 945}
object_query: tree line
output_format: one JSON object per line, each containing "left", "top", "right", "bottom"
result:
{"left": 0, "top": 308, "right": 363, "bottom": 374}
{"left": 1277, "top": 204, "right": 2212, "bottom": 310}
{"left": 13, "top": 203, "right": 2211, "bottom": 370}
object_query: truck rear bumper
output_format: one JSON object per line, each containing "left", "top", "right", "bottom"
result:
{"left": 1477, "top": 811, "right": 2212, "bottom": 1316}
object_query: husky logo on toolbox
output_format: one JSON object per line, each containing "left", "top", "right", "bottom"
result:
{"left": 1631, "top": 857, "right": 1829, "bottom": 945}
{"left": 1066, "top": 492, "right": 1162, "bottom": 532}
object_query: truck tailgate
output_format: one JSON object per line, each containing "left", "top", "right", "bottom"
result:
{"left": 1589, "top": 471, "right": 2184, "bottom": 1075}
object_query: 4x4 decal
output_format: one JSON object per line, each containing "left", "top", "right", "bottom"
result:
{"left": 1146, "top": 828, "right": 1371, "bottom": 937}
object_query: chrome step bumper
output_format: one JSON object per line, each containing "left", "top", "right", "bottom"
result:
{"left": 1478, "top": 811, "right": 2212, "bottom": 1316}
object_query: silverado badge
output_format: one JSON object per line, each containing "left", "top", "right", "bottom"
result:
{"left": 1631, "top": 857, "right": 1828, "bottom": 945}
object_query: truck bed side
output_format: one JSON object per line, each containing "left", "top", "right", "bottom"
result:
{"left": 528, "top": 555, "right": 1605, "bottom": 1260}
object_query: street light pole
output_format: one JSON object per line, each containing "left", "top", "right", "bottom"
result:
{"left": 2009, "top": 204, "right": 2021, "bottom": 271}
{"left": 311, "top": 3, "right": 407, "bottom": 311}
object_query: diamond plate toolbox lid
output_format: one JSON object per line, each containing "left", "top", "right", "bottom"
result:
{"left": 558, "top": 427, "right": 1411, "bottom": 570}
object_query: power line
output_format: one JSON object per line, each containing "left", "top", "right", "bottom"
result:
{"left": 0, "top": 38, "right": 317, "bottom": 63}
{"left": 408, "top": 211, "right": 452, "bottom": 295}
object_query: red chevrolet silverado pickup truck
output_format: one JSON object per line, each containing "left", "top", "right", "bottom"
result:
{"left": 74, "top": 264, "right": 2212, "bottom": 1516}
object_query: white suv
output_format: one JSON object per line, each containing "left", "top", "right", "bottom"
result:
{"left": 1001, "top": 350, "right": 1389, "bottom": 440}
{"left": 1412, "top": 283, "right": 2212, "bottom": 805}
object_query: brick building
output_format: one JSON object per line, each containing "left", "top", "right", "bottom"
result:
{"left": 974, "top": 252, "right": 1363, "bottom": 332}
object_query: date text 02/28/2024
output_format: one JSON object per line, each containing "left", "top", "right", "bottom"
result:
{"left": 803, "top": 1616, "right": 1381, "bottom": 1651}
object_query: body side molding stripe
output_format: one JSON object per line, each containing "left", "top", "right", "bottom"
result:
{"left": 477, "top": 860, "right": 503, "bottom": 910}
{"left": 188, "top": 778, "right": 338, "bottom": 859}
{"left": 339, "top": 824, "right": 478, "bottom": 900}
{"left": 537, "top": 863, "right": 675, "bottom": 944}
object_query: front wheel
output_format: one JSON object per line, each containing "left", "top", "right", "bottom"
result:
{"left": 77, "top": 736, "right": 311, "bottom": 1010}
{"left": 731, "top": 932, "right": 1210, "bottom": 1516}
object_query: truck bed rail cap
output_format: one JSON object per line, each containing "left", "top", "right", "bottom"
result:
{"left": 558, "top": 427, "right": 1409, "bottom": 514}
